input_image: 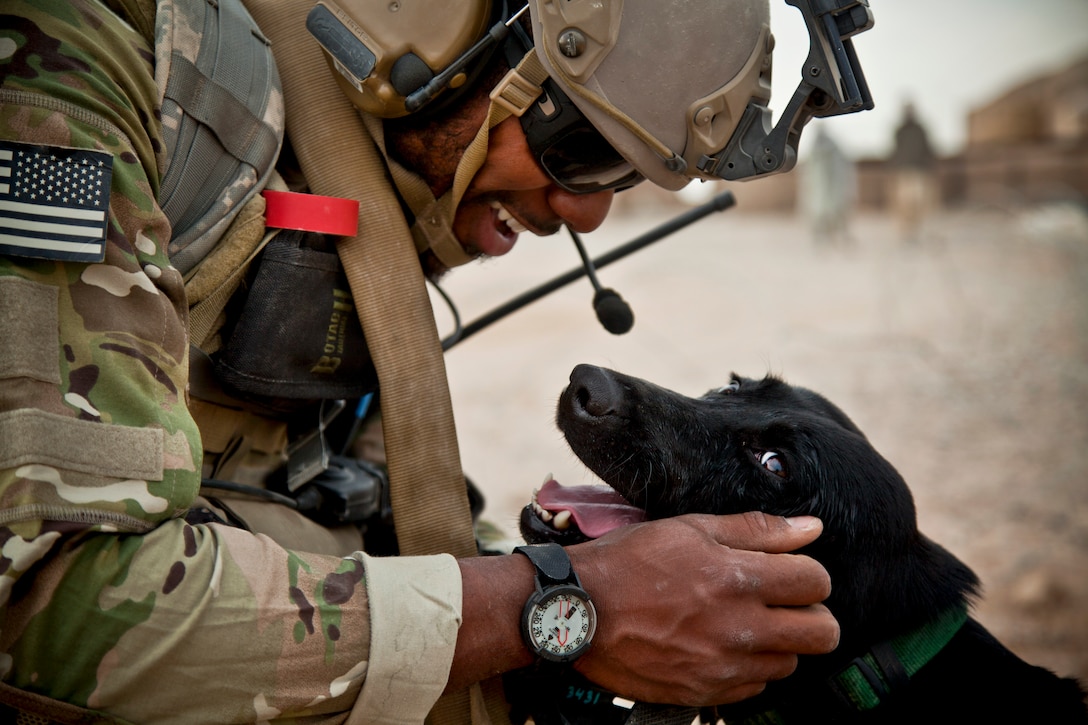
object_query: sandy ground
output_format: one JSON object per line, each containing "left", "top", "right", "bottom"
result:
{"left": 434, "top": 196, "right": 1088, "bottom": 687}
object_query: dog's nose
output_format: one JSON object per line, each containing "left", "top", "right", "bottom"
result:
{"left": 569, "top": 364, "right": 624, "bottom": 418}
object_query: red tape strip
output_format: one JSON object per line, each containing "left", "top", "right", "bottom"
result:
{"left": 262, "top": 190, "right": 359, "bottom": 236}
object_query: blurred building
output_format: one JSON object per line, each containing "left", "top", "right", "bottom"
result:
{"left": 854, "top": 54, "right": 1087, "bottom": 212}
{"left": 944, "top": 54, "right": 1088, "bottom": 207}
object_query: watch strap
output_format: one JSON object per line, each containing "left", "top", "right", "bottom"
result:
{"left": 514, "top": 543, "right": 577, "bottom": 586}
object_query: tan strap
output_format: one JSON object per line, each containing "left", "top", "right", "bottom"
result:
{"left": 249, "top": 0, "right": 477, "bottom": 560}
{"left": 245, "top": 1, "right": 503, "bottom": 722}
{"left": 357, "top": 113, "right": 473, "bottom": 269}
{"left": 487, "top": 49, "right": 549, "bottom": 119}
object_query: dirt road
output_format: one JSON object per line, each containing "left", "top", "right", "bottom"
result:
{"left": 437, "top": 199, "right": 1088, "bottom": 685}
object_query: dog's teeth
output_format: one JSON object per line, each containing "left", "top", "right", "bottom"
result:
{"left": 552, "top": 510, "right": 572, "bottom": 530}
{"left": 542, "top": 473, "right": 553, "bottom": 486}
{"left": 540, "top": 509, "right": 553, "bottom": 523}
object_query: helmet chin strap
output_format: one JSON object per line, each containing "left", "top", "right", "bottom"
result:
{"left": 363, "top": 49, "right": 549, "bottom": 270}
{"left": 359, "top": 112, "right": 471, "bottom": 268}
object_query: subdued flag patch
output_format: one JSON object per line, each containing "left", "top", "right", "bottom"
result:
{"left": 0, "top": 140, "right": 113, "bottom": 263}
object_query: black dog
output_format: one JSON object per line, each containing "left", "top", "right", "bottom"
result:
{"left": 516, "top": 364, "right": 1088, "bottom": 724}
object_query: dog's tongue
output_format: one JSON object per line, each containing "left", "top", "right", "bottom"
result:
{"left": 537, "top": 478, "right": 646, "bottom": 538}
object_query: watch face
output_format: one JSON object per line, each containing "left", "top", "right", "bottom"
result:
{"left": 526, "top": 585, "right": 597, "bottom": 662}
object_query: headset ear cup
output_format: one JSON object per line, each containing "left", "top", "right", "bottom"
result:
{"left": 307, "top": 0, "right": 502, "bottom": 117}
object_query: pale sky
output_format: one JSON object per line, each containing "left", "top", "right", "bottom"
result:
{"left": 769, "top": 0, "right": 1088, "bottom": 159}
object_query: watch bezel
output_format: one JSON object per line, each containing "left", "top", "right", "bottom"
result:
{"left": 522, "top": 582, "right": 597, "bottom": 663}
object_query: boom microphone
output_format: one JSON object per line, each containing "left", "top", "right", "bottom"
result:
{"left": 440, "top": 190, "right": 736, "bottom": 351}
{"left": 569, "top": 228, "right": 634, "bottom": 335}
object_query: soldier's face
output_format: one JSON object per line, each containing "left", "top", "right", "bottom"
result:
{"left": 452, "top": 115, "right": 613, "bottom": 259}
{"left": 386, "top": 101, "right": 613, "bottom": 263}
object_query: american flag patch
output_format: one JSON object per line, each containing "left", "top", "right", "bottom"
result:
{"left": 0, "top": 140, "right": 113, "bottom": 263}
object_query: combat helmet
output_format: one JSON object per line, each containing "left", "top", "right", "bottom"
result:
{"left": 306, "top": 0, "right": 874, "bottom": 262}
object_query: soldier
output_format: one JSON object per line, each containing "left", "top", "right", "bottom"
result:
{"left": 889, "top": 101, "right": 939, "bottom": 243}
{"left": 800, "top": 126, "right": 857, "bottom": 246}
{"left": 0, "top": 0, "right": 867, "bottom": 722}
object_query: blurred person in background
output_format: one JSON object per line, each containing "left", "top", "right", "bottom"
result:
{"left": 800, "top": 125, "right": 857, "bottom": 246}
{"left": 889, "top": 101, "right": 939, "bottom": 243}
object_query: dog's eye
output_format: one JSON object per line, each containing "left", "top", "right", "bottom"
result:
{"left": 759, "top": 450, "right": 787, "bottom": 478}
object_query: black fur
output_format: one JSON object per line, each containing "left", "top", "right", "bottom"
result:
{"left": 527, "top": 364, "right": 1088, "bottom": 724}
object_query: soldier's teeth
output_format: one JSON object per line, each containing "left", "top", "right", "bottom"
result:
{"left": 489, "top": 201, "right": 527, "bottom": 233}
{"left": 552, "top": 510, "right": 572, "bottom": 530}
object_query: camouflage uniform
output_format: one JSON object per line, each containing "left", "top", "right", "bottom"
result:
{"left": 0, "top": 0, "right": 463, "bottom": 722}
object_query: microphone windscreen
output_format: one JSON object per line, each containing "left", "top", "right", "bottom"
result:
{"left": 593, "top": 288, "right": 635, "bottom": 335}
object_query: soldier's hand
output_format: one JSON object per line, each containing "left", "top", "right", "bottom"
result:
{"left": 567, "top": 512, "right": 838, "bottom": 706}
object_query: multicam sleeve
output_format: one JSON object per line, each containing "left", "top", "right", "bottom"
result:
{"left": 2, "top": 520, "right": 378, "bottom": 722}
{"left": 0, "top": 4, "right": 471, "bottom": 722}
{"left": 0, "top": 1, "right": 417, "bottom": 722}
{"left": 350, "top": 552, "right": 463, "bottom": 724}
{"left": 2, "top": 517, "right": 463, "bottom": 724}
{"left": 0, "top": 0, "right": 213, "bottom": 704}
{"left": 0, "top": 1, "right": 200, "bottom": 577}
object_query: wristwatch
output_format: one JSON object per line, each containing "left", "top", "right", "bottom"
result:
{"left": 514, "top": 543, "right": 597, "bottom": 663}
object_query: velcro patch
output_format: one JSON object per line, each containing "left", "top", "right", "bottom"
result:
{"left": 0, "top": 140, "right": 113, "bottom": 263}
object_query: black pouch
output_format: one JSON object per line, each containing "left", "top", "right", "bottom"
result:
{"left": 215, "top": 229, "right": 379, "bottom": 400}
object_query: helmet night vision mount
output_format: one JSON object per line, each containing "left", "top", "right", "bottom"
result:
{"left": 700, "top": 0, "right": 875, "bottom": 181}
{"left": 305, "top": 0, "right": 874, "bottom": 185}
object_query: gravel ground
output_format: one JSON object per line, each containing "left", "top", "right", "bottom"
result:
{"left": 436, "top": 198, "right": 1088, "bottom": 686}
